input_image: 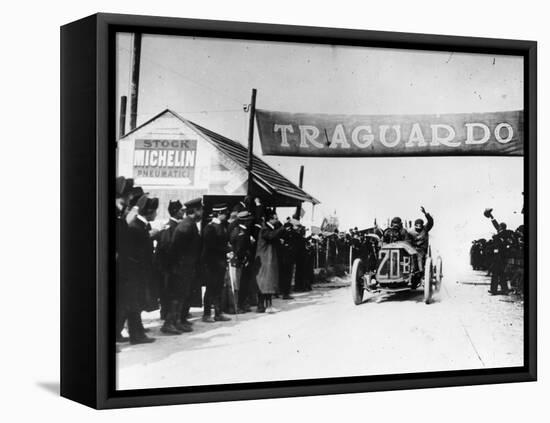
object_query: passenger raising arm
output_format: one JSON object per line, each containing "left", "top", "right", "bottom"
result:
{"left": 409, "top": 206, "right": 434, "bottom": 256}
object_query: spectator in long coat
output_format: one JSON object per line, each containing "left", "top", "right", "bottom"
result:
{"left": 115, "top": 177, "right": 133, "bottom": 344}
{"left": 157, "top": 200, "right": 187, "bottom": 335}
{"left": 170, "top": 197, "right": 204, "bottom": 327}
{"left": 228, "top": 211, "right": 255, "bottom": 313}
{"left": 255, "top": 209, "right": 284, "bottom": 313}
{"left": 278, "top": 219, "right": 301, "bottom": 299}
{"left": 123, "top": 195, "right": 159, "bottom": 344}
{"left": 201, "top": 203, "right": 232, "bottom": 322}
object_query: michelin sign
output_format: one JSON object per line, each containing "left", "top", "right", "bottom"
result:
{"left": 133, "top": 139, "right": 197, "bottom": 182}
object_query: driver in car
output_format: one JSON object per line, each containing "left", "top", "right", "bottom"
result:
{"left": 383, "top": 217, "right": 411, "bottom": 243}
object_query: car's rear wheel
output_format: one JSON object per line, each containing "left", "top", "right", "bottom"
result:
{"left": 351, "top": 258, "right": 365, "bottom": 305}
{"left": 424, "top": 256, "right": 433, "bottom": 304}
{"left": 434, "top": 256, "right": 443, "bottom": 292}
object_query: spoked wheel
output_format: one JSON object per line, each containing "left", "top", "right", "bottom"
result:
{"left": 351, "top": 258, "right": 365, "bottom": 305}
{"left": 424, "top": 256, "right": 433, "bottom": 304}
{"left": 434, "top": 256, "right": 443, "bottom": 292}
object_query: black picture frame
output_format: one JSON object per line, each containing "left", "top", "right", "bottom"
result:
{"left": 60, "top": 13, "right": 537, "bottom": 409}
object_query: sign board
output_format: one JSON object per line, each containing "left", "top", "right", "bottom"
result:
{"left": 256, "top": 109, "right": 523, "bottom": 157}
{"left": 321, "top": 215, "right": 339, "bottom": 233}
{"left": 133, "top": 139, "right": 197, "bottom": 183}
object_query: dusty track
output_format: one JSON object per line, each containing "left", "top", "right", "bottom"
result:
{"left": 116, "top": 268, "right": 523, "bottom": 390}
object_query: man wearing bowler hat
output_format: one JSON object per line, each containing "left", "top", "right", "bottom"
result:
{"left": 123, "top": 195, "right": 159, "bottom": 344}
{"left": 115, "top": 176, "right": 134, "bottom": 218}
{"left": 202, "top": 203, "right": 232, "bottom": 322}
{"left": 125, "top": 186, "right": 145, "bottom": 224}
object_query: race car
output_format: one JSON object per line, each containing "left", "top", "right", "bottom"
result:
{"left": 350, "top": 230, "right": 442, "bottom": 305}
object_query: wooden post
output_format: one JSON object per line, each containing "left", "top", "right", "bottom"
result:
{"left": 119, "top": 95, "right": 127, "bottom": 139}
{"left": 246, "top": 88, "right": 257, "bottom": 195}
{"left": 316, "top": 240, "right": 319, "bottom": 268}
{"left": 129, "top": 33, "right": 142, "bottom": 131}
{"left": 349, "top": 244, "right": 353, "bottom": 274}
{"left": 295, "top": 165, "right": 304, "bottom": 219}
{"left": 325, "top": 237, "right": 330, "bottom": 270}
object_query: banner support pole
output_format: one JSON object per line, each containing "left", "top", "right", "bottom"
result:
{"left": 246, "top": 88, "right": 257, "bottom": 195}
{"left": 295, "top": 165, "right": 304, "bottom": 219}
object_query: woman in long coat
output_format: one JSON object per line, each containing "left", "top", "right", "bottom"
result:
{"left": 255, "top": 210, "right": 284, "bottom": 312}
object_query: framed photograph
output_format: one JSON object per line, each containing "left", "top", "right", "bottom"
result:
{"left": 60, "top": 13, "right": 537, "bottom": 409}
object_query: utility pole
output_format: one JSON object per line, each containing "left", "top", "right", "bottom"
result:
{"left": 246, "top": 88, "right": 257, "bottom": 195}
{"left": 129, "top": 33, "right": 142, "bottom": 131}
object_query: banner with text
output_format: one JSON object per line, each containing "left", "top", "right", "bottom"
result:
{"left": 255, "top": 109, "right": 523, "bottom": 157}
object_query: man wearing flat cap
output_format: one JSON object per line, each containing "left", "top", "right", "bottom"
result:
{"left": 202, "top": 203, "right": 232, "bottom": 322}
{"left": 170, "top": 197, "right": 203, "bottom": 329}
{"left": 122, "top": 195, "right": 159, "bottom": 344}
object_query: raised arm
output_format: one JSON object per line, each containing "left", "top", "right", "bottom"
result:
{"left": 425, "top": 211, "right": 434, "bottom": 232}
{"left": 483, "top": 208, "right": 500, "bottom": 231}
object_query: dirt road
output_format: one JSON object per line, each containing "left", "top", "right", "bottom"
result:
{"left": 116, "top": 268, "right": 523, "bottom": 390}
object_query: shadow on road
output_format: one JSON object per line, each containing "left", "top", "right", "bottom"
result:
{"left": 117, "top": 289, "right": 333, "bottom": 364}
{"left": 362, "top": 289, "right": 431, "bottom": 304}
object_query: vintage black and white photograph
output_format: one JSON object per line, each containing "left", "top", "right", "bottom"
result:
{"left": 114, "top": 32, "right": 525, "bottom": 390}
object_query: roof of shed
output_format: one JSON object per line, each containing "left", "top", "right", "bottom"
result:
{"left": 120, "top": 109, "right": 320, "bottom": 205}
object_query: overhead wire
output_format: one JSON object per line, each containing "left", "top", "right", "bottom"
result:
{"left": 117, "top": 44, "right": 248, "bottom": 109}
{"left": 134, "top": 109, "right": 245, "bottom": 117}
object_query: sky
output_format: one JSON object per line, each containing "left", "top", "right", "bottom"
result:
{"left": 116, "top": 33, "right": 524, "bottom": 268}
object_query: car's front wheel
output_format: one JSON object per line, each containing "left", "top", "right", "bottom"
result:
{"left": 424, "top": 257, "right": 433, "bottom": 304}
{"left": 434, "top": 256, "right": 443, "bottom": 292}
